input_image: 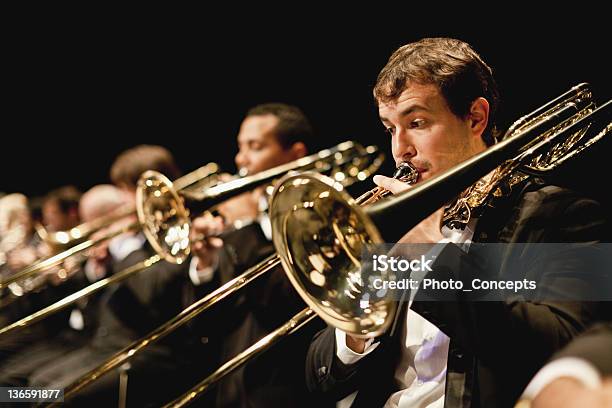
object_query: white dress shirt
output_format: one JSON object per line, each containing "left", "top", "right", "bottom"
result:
{"left": 70, "top": 233, "right": 147, "bottom": 331}
{"left": 108, "top": 233, "right": 146, "bottom": 262}
{"left": 336, "top": 219, "right": 477, "bottom": 408}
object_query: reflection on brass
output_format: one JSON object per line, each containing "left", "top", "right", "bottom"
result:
{"left": 444, "top": 83, "right": 609, "bottom": 229}
{"left": 0, "top": 163, "right": 220, "bottom": 289}
{"left": 48, "top": 141, "right": 385, "bottom": 405}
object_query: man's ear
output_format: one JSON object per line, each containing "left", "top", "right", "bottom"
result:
{"left": 290, "top": 141, "right": 307, "bottom": 159}
{"left": 469, "top": 97, "right": 490, "bottom": 140}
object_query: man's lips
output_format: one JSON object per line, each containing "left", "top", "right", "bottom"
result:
{"left": 415, "top": 168, "right": 428, "bottom": 182}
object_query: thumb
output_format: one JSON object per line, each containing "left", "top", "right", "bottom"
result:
{"left": 208, "top": 237, "right": 224, "bottom": 249}
{"left": 373, "top": 175, "right": 411, "bottom": 195}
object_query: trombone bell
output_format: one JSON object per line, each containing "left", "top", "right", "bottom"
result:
{"left": 137, "top": 171, "right": 191, "bottom": 264}
{"left": 269, "top": 172, "right": 396, "bottom": 338}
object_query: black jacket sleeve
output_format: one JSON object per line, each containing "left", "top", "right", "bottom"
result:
{"left": 411, "top": 189, "right": 609, "bottom": 371}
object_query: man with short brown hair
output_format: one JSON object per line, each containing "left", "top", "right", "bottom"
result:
{"left": 305, "top": 38, "right": 607, "bottom": 408}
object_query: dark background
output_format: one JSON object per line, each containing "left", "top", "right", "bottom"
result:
{"left": 3, "top": 18, "right": 610, "bottom": 204}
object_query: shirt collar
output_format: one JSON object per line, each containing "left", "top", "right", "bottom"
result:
{"left": 108, "top": 233, "right": 146, "bottom": 262}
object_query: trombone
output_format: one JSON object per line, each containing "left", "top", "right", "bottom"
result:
{"left": 0, "top": 163, "right": 221, "bottom": 290}
{"left": 167, "top": 85, "right": 610, "bottom": 406}
{"left": 0, "top": 141, "right": 383, "bottom": 337}
{"left": 136, "top": 141, "right": 383, "bottom": 265}
{"left": 54, "top": 84, "right": 609, "bottom": 407}
{"left": 0, "top": 206, "right": 136, "bottom": 302}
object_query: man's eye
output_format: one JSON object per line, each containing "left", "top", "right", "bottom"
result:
{"left": 410, "top": 119, "right": 426, "bottom": 128}
{"left": 385, "top": 127, "right": 394, "bottom": 136}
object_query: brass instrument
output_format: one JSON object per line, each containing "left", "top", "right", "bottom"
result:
{"left": 38, "top": 205, "right": 135, "bottom": 252}
{"left": 136, "top": 141, "right": 383, "bottom": 264}
{"left": 355, "top": 161, "right": 418, "bottom": 205}
{"left": 0, "top": 164, "right": 220, "bottom": 327}
{"left": 0, "top": 163, "right": 221, "bottom": 289}
{"left": 443, "top": 83, "right": 597, "bottom": 228}
{"left": 0, "top": 142, "right": 383, "bottom": 338}
{"left": 164, "top": 84, "right": 610, "bottom": 407}
{"left": 39, "top": 162, "right": 221, "bottom": 253}
{"left": 269, "top": 87, "right": 609, "bottom": 337}
{"left": 49, "top": 84, "right": 608, "bottom": 407}
{"left": 44, "top": 142, "right": 387, "bottom": 405}
{"left": 161, "top": 163, "right": 418, "bottom": 408}
{"left": 1, "top": 207, "right": 134, "bottom": 300}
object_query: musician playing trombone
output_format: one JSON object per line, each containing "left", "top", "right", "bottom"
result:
{"left": 26, "top": 146, "right": 197, "bottom": 406}
{"left": 0, "top": 184, "right": 126, "bottom": 387}
{"left": 305, "top": 38, "right": 609, "bottom": 408}
{"left": 190, "top": 103, "right": 333, "bottom": 408}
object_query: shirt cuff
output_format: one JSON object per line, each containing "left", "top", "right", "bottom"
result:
{"left": 335, "top": 328, "right": 380, "bottom": 365}
{"left": 521, "top": 357, "right": 602, "bottom": 400}
{"left": 189, "top": 256, "right": 217, "bottom": 285}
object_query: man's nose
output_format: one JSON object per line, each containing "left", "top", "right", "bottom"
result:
{"left": 235, "top": 150, "right": 247, "bottom": 169}
{"left": 392, "top": 133, "right": 416, "bottom": 163}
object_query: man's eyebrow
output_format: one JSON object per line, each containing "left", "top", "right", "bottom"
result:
{"left": 379, "top": 104, "right": 429, "bottom": 123}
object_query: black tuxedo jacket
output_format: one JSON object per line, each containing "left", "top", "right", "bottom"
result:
{"left": 209, "top": 222, "right": 331, "bottom": 408}
{"left": 91, "top": 244, "right": 187, "bottom": 351}
{"left": 306, "top": 180, "right": 610, "bottom": 408}
{"left": 26, "top": 241, "right": 194, "bottom": 407}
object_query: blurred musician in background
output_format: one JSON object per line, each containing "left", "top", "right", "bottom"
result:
{"left": 26, "top": 145, "right": 195, "bottom": 406}
{"left": 0, "top": 193, "right": 57, "bottom": 364}
{"left": 0, "top": 184, "right": 126, "bottom": 387}
{"left": 40, "top": 185, "right": 81, "bottom": 234}
{"left": 190, "top": 103, "right": 332, "bottom": 407}
{"left": 0, "top": 193, "right": 40, "bottom": 279}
